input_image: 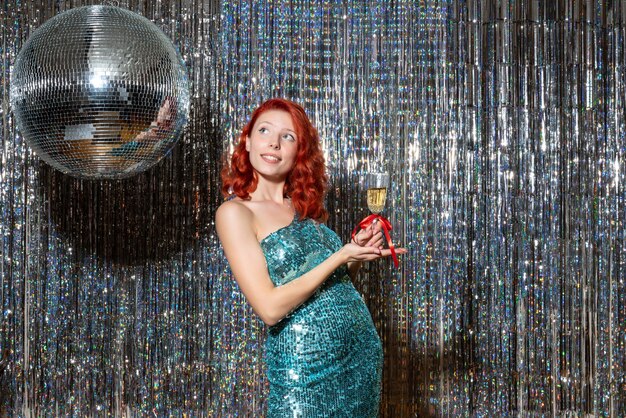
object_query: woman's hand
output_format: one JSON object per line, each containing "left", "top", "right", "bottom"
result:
{"left": 341, "top": 242, "right": 383, "bottom": 263}
{"left": 340, "top": 241, "right": 408, "bottom": 264}
{"left": 345, "top": 220, "right": 408, "bottom": 273}
{"left": 352, "top": 220, "right": 384, "bottom": 249}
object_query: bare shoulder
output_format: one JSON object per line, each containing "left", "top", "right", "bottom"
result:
{"left": 216, "top": 199, "right": 253, "bottom": 228}
{"left": 215, "top": 199, "right": 266, "bottom": 286}
{"left": 217, "top": 198, "right": 250, "bottom": 220}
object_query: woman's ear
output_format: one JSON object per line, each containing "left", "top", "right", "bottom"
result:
{"left": 245, "top": 136, "right": 250, "bottom": 151}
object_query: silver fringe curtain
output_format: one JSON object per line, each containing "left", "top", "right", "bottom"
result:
{"left": 1, "top": 0, "right": 625, "bottom": 416}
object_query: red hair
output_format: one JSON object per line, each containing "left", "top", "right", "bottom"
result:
{"left": 221, "top": 98, "right": 329, "bottom": 222}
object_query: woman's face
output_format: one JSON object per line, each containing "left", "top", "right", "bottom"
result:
{"left": 246, "top": 109, "right": 298, "bottom": 182}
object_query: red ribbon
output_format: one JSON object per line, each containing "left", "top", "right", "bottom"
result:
{"left": 351, "top": 214, "right": 399, "bottom": 268}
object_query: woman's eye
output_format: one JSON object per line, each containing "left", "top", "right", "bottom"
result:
{"left": 282, "top": 134, "right": 295, "bottom": 142}
{"left": 259, "top": 127, "right": 269, "bottom": 134}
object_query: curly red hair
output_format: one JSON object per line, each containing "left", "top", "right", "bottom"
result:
{"left": 221, "top": 98, "right": 329, "bottom": 222}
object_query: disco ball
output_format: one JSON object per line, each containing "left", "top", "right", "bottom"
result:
{"left": 10, "top": 5, "right": 190, "bottom": 179}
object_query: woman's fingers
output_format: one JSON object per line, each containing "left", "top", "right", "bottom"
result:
{"left": 346, "top": 243, "right": 409, "bottom": 262}
{"left": 355, "top": 226, "right": 409, "bottom": 258}
{"left": 364, "top": 229, "right": 381, "bottom": 245}
{"left": 354, "top": 227, "right": 371, "bottom": 245}
{"left": 371, "top": 221, "right": 383, "bottom": 234}
{"left": 379, "top": 247, "right": 408, "bottom": 256}
{"left": 361, "top": 230, "right": 374, "bottom": 242}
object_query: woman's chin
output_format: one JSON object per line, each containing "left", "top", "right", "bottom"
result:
{"left": 255, "top": 170, "right": 289, "bottom": 183}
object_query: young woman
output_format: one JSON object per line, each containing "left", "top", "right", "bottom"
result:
{"left": 216, "top": 98, "right": 406, "bottom": 417}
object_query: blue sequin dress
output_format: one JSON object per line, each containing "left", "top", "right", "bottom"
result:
{"left": 260, "top": 216, "right": 383, "bottom": 417}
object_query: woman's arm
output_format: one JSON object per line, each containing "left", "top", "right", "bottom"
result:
{"left": 216, "top": 201, "right": 394, "bottom": 326}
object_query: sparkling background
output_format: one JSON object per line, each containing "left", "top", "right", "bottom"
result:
{"left": 1, "top": 0, "right": 625, "bottom": 416}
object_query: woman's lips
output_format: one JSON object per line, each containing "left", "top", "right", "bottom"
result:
{"left": 261, "top": 154, "right": 281, "bottom": 164}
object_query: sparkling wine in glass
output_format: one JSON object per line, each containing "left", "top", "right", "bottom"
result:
{"left": 366, "top": 172, "right": 389, "bottom": 214}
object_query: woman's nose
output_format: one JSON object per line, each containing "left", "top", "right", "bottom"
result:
{"left": 268, "top": 136, "right": 280, "bottom": 149}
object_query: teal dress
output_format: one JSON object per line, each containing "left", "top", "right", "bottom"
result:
{"left": 260, "top": 216, "right": 383, "bottom": 417}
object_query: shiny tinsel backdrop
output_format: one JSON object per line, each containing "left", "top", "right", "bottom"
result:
{"left": 1, "top": 0, "right": 625, "bottom": 416}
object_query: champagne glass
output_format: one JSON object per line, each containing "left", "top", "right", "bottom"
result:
{"left": 365, "top": 172, "right": 389, "bottom": 214}
{"left": 362, "top": 171, "right": 400, "bottom": 267}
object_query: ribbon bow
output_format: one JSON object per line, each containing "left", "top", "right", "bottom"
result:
{"left": 351, "top": 214, "right": 399, "bottom": 268}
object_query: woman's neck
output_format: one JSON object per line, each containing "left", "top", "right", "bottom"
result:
{"left": 249, "top": 179, "right": 287, "bottom": 204}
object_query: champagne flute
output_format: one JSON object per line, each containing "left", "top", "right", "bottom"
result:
{"left": 359, "top": 171, "right": 399, "bottom": 267}
{"left": 352, "top": 172, "right": 399, "bottom": 268}
{"left": 365, "top": 172, "right": 389, "bottom": 214}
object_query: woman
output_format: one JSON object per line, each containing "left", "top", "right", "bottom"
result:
{"left": 216, "top": 98, "right": 405, "bottom": 417}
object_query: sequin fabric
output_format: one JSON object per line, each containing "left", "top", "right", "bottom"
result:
{"left": 260, "top": 216, "right": 383, "bottom": 417}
